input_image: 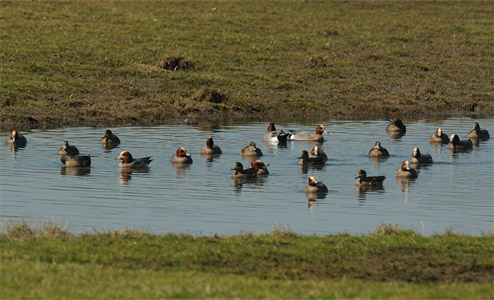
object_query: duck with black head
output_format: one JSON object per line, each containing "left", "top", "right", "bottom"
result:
{"left": 298, "top": 150, "right": 326, "bottom": 165}
{"left": 449, "top": 134, "right": 473, "bottom": 150}
{"left": 200, "top": 136, "right": 222, "bottom": 154}
{"left": 410, "top": 147, "right": 433, "bottom": 166}
{"left": 263, "top": 123, "right": 290, "bottom": 144}
{"left": 386, "top": 119, "right": 406, "bottom": 134}
{"left": 119, "top": 151, "right": 152, "bottom": 169}
{"left": 231, "top": 162, "right": 257, "bottom": 179}
{"left": 395, "top": 160, "right": 418, "bottom": 178}
{"left": 289, "top": 125, "right": 327, "bottom": 142}
{"left": 355, "top": 169, "right": 386, "bottom": 187}
{"left": 171, "top": 147, "right": 193, "bottom": 164}
{"left": 5, "top": 130, "right": 27, "bottom": 148}
{"left": 467, "top": 122, "right": 490, "bottom": 141}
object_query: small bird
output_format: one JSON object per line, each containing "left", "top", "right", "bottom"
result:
{"left": 467, "top": 122, "right": 490, "bottom": 140}
{"left": 231, "top": 162, "right": 257, "bottom": 179}
{"left": 395, "top": 160, "right": 418, "bottom": 178}
{"left": 298, "top": 150, "right": 325, "bottom": 165}
{"left": 410, "top": 147, "right": 433, "bottom": 165}
{"left": 368, "top": 141, "right": 390, "bottom": 157}
{"left": 5, "top": 130, "right": 27, "bottom": 147}
{"left": 251, "top": 160, "right": 269, "bottom": 176}
{"left": 101, "top": 129, "right": 120, "bottom": 149}
{"left": 171, "top": 147, "right": 193, "bottom": 164}
{"left": 429, "top": 128, "right": 449, "bottom": 144}
{"left": 200, "top": 136, "right": 222, "bottom": 154}
{"left": 449, "top": 134, "right": 473, "bottom": 150}
{"left": 304, "top": 176, "right": 328, "bottom": 193}
{"left": 60, "top": 155, "right": 91, "bottom": 167}
{"left": 119, "top": 151, "right": 152, "bottom": 168}
{"left": 355, "top": 169, "right": 386, "bottom": 187}
{"left": 240, "top": 142, "right": 263, "bottom": 156}
{"left": 58, "top": 141, "right": 80, "bottom": 156}
{"left": 289, "top": 125, "right": 327, "bottom": 142}
{"left": 386, "top": 119, "right": 406, "bottom": 134}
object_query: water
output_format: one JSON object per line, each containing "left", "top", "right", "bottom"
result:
{"left": 1, "top": 117, "right": 493, "bottom": 236}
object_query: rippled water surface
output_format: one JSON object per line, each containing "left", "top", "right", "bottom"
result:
{"left": 1, "top": 117, "right": 493, "bottom": 235}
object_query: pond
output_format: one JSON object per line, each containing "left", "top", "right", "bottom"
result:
{"left": 1, "top": 117, "right": 493, "bottom": 236}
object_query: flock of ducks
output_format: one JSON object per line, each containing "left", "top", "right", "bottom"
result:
{"left": 4, "top": 120, "right": 491, "bottom": 194}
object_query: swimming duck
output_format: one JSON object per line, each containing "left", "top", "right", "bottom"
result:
{"left": 298, "top": 150, "right": 326, "bottom": 165}
{"left": 289, "top": 125, "right": 327, "bottom": 142}
{"left": 60, "top": 155, "right": 91, "bottom": 167}
{"left": 58, "top": 141, "right": 80, "bottom": 156}
{"left": 171, "top": 147, "right": 193, "bottom": 164}
{"left": 355, "top": 169, "right": 386, "bottom": 187}
{"left": 251, "top": 160, "right": 269, "bottom": 176}
{"left": 410, "top": 147, "right": 433, "bottom": 165}
{"left": 119, "top": 151, "right": 153, "bottom": 168}
{"left": 467, "top": 122, "right": 490, "bottom": 140}
{"left": 395, "top": 160, "right": 418, "bottom": 178}
{"left": 231, "top": 162, "right": 257, "bottom": 179}
{"left": 386, "top": 119, "right": 406, "bottom": 134}
{"left": 304, "top": 176, "right": 328, "bottom": 193}
{"left": 101, "top": 129, "right": 120, "bottom": 148}
{"left": 262, "top": 123, "right": 290, "bottom": 144}
{"left": 200, "top": 136, "right": 222, "bottom": 154}
{"left": 429, "top": 128, "right": 449, "bottom": 144}
{"left": 449, "top": 134, "right": 473, "bottom": 150}
{"left": 309, "top": 145, "right": 328, "bottom": 162}
{"left": 5, "top": 130, "right": 27, "bottom": 147}
{"left": 240, "top": 142, "right": 263, "bottom": 156}
{"left": 368, "top": 141, "right": 390, "bottom": 157}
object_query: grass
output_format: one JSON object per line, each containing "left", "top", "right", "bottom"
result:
{"left": 1, "top": 1, "right": 493, "bottom": 129}
{"left": 1, "top": 221, "right": 493, "bottom": 298}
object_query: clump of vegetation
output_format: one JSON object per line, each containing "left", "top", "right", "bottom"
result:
{"left": 194, "top": 88, "right": 228, "bottom": 104}
{"left": 159, "top": 55, "right": 194, "bottom": 71}
{"left": 373, "top": 222, "right": 417, "bottom": 236}
{"left": 308, "top": 56, "right": 329, "bottom": 68}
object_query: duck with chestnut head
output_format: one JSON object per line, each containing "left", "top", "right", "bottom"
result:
{"left": 119, "top": 151, "right": 152, "bottom": 169}
{"left": 304, "top": 176, "right": 328, "bottom": 193}
{"left": 289, "top": 125, "right": 327, "bottom": 142}
{"left": 395, "top": 160, "right": 418, "bottom": 178}
{"left": 200, "top": 136, "right": 222, "bottom": 154}
{"left": 171, "top": 147, "right": 193, "bottom": 164}
{"left": 429, "top": 128, "right": 449, "bottom": 144}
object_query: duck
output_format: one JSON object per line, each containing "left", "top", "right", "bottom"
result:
{"left": 410, "top": 147, "right": 433, "bottom": 165}
{"left": 355, "top": 169, "right": 386, "bottom": 187}
{"left": 467, "top": 122, "right": 490, "bottom": 140}
{"left": 119, "top": 151, "right": 152, "bottom": 168}
{"left": 262, "top": 123, "right": 290, "bottom": 144}
{"left": 5, "top": 130, "right": 27, "bottom": 147}
{"left": 395, "top": 160, "right": 418, "bottom": 178}
{"left": 240, "top": 142, "right": 263, "bottom": 156}
{"left": 386, "top": 119, "right": 406, "bottom": 134}
{"left": 251, "top": 160, "right": 269, "bottom": 176}
{"left": 298, "top": 150, "right": 326, "bottom": 165}
{"left": 449, "top": 134, "right": 473, "bottom": 150}
{"left": 231, "top": 162, "right": 257, "bottom": 179}
{"left": 304, "top": 176, "right": 328, "bottom": 193}
{"left": 101, "top": 129, "right": 120, "bottom": 148}
{"left": 368, "top": 141, "right": 390, "bottom": 157}
{"left": 170, "top": 147, "right": 193, "bottom": 163}
{"left": 289, "top": 125, "right": 327, "bottom": 142}
{"left": 429, "top": 128, "right": 449, "bottom": 144}
{"left": 58, "top": 141, "right": 80, "bottom": 156}
{"left": 309, "top": 146, "right": 328, "bottom": 162}
{"left": 200, "top": 136, "right": 222, "bottom": 154}
{"left": 60, "top": 155, "right": 91, "bottom": 167}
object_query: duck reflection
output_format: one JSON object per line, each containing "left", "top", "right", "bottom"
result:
{"left": 61, "top": 166, "right": 91, "bottom": 176}
{"left": 172, "top": 162, "right": 190, "bottom": 178}
{"left": 299, "top": 163, "right": 325, "bottom": 174}
{"left": 119, "top": 167, "right": 150, "bottom": 185}
{"left": 200, "top": 153, "right": 221, "bottom": 163}
{"left": 396, "top": 177, "right": 416, "bottom": 202}
{"left": 356, "top": 185, "right": 385, "bottom": 203}
{"left": 232, "top": 177, "right": 265, "bottom": 193}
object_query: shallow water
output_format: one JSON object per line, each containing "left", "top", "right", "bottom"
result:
{"left": 1, "top": 117, "right": 493, "bottom": 236}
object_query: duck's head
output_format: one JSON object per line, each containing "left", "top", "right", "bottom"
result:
{"left": 311, "top": 146, "right": 319, "bottom": 156}
{"left": 412, "top": 147, "right": 421, "bottom": 158}
{"left": 104, "top": 129, "right": 113, "bottom": 137}
{"left": 473, "top": 122, "right": 480, "bottom": 132}
{"left": 10, "top": 130, "right": 19, "bottom": 141}
{"left": 206, "top": 136, "right": 214, "bottom": 149}
{"left": 267, "top": 122, "right": 276, "bottom": 132}
{"left": 62, "top": 141, "right": 70, "bottom": 150}
{"left": 401, "top": 160, "right": 410, "bottom": 171}
{"left": 176, "top": 147, "right": 190, "bottom": 157}
{"left": 308, "top": 176, "right": 318, "bottom": 186}
{"left": 436, "top": 128, "right": 442, "bottom": 137}
{"left": 374, "top": 141, "right": 382, "bottom": 149}
{"left": 231, "top": 162, "right": 244, "bottom": 171}
{"left": 356, "top": 169, "right": 367, "bottom": 179}
{"left": 450, "top": 134, "right": 459, "bottom": 145}
{"left": 120, "top": 151, "right": 133, "bottom": 163}
{"left": 298, "top": 150, "right": 309, "bottom": 159}
{"left": 392, "top": 119, "right": 405, "bottom": 128}
{"left": 248, "top": 141, "right": 257, "bottom": 150}
{"left": 251, "top": 160, "right": 266, "bottom": 169}
{"left": 315, "top": 125, "right": 326, "bottom": 135}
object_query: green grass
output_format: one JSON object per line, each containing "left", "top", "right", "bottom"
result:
{"left": 1, "top": 1, "right": 493, "bottom": 128}
{"left": 1, "top": 221, "right": 493, "bottom": 298}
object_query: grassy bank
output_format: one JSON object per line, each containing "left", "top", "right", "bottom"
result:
{"left": 1, "top": 222, "right": 493, "bottom": 298}
{"left": 1, "top": 1, "right": 493, "bottom": 129}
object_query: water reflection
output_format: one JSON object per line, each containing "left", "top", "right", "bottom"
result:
{"left": 119, "top": 168, "right": 150, "bottom": 185}
{"left": 299, "top": 164, "right": 326, "bottom": 174}
{"left": 200, "top": 153, "right": 221, "bottom": 162}
{"left": 61, "top": 167, "right": 91, "bottom": 176}
{"left": 232, "top": 177, "right": 265, "bottom": 193}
